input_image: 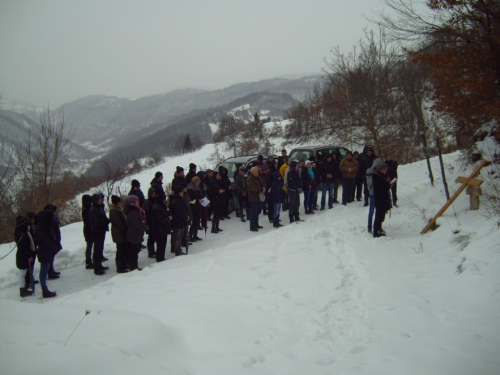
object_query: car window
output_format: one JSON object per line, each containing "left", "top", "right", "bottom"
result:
{"left": 219, "top": 162, "right": 238, "bottom": 176}
{"left": 289, "top": 150, "right": 311, "bottom": 161}
{"left": 316, "top": 149, "right": 329, "bottom": 162}
{"left": 246, "top": 160, "right": 258, "bottom": 169}
{"left": 337, "top": 148, "right": 348, "bottom": 158}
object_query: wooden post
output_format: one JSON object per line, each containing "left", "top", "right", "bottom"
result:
{"left": 466, "top": 186, "right": 482, "bottom": 210}
{"left": 421, "top": 160, "right": 488, "bottom": 234}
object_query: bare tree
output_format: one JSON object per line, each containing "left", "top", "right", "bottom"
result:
{"left": 15, "top": 107, "right": 73, "bottom": 211}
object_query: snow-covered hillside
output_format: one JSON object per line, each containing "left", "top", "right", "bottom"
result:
{"left": 0, "top": 149, "right": 499, "bottom": 375}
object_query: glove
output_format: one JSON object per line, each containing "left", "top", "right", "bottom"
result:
{"left": 28, "top": 257, "right": 34, "bottom": 264}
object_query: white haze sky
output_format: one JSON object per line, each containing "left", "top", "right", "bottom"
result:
{"left": 0, "top": 0, "right": 392, "bottom": 107}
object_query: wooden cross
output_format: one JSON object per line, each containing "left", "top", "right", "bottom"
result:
{"left": 421, "top": 160, "right": 488, "bottom": 234}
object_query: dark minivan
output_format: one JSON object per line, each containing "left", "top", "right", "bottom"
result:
{"left": 288, "top": 145, "right": 349, "bottom": 164}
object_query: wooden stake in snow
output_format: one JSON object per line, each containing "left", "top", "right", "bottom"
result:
{"left": 420, "top": 160, "right": 488, "bottom": 234}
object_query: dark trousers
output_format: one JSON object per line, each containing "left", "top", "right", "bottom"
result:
{"left": 342, "top": 178, "right": 355, "bottom": 204}
{"left": 288, "top": 190, "right": 300, "bottom": 219}
{"left": 267, "top": 195, "right": 274, "bottom": 222}
{"left": 147, "top": 234, "right": 156, "bottom": 257}
{"left": 353, "top": 175, "right": 363, "bottom": 200}
{"left": 91, "top": 232, "right": 106, "bottom": 271}
{"left": 373, "top": 205, "right": 387, "bottom": 235}
{"left": 115, "top": 242, "right": 128, "bottom": 271}
{"left": 333, "top": 178, "right": 341, "bottom": 201}
{"left": 249, "top": 201, "right": 261, "bottom": 230}
{"left": 391, "top": 183, "right": 398, "bottom": 204}
{"left": 321, "top": 182, "right": 334, "bottom": 209}
{"left": 156, "top": 235, "right": 167, "bottom": 261}
{"left": 85, "top": 241, "right": 93, "bottom": 265}
{"left": 127, "top": 242, "right": 142, "bottom": 269}
{"left": 171, "top": 228, "right": 184, "bottom": 255}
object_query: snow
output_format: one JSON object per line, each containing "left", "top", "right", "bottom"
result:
{"left": 1, "top": 150, "right": 500, "bottom": 374}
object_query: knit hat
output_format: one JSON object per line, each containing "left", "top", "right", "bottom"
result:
{"left": 366, "top": 147, "right": 374, "bottom": 153}
{"left": 191, "top": 176, "right": 201, "bottom": 184}
{"left": 189, "top": 163, "right": 197, "bottom": 170}
{"left": 257, "top": 155, "right": 264, "bottom": 161}
{"left": 305, "top": 160, "right": 312, "bottom": 165}
{"left": 131, "top": 179, "right": 140, "bottom": 187}
{"left": 154, "top": 171, "right": 163, "bottom": 179}
{"left": 127, "top": 195, "right": 139, "bottom": 205}
{"left": 176, "top": 166, "right": 184, "bottom": 173}
{"left": 111, "top": 195, "right": 121, "bottom": 204}
{"left": 290, "top": 160, "right": 298, "bottom": 169}
{"left": 353, "top": 151, "right": 359, "bottom": 156}
{"left": 250, "top": 166, "right": 259, "bottom": 174}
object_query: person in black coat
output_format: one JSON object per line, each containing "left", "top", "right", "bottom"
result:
{"left": 319, "top": 154, "right": 335, "bottom": 210}
{"left": 218, "top": 165, "right": 232, "bottom": 220}
{"left": 287, "top": 160, "right": 303, "bottom": 223}
{"left": 35, "top": 209, "right": 59, "bottom": 298}
{"left": 265, "top": 162, "right": 277, "bottom": 223}
{"left": 109, "top": 195, "right": 129, "bottom": 273}
{"left": 172, "top": 166, "right": 186, "bottom": 193}
{"left": 170, "top": 185, "right": 189, "bottom": 256}
{"left": 352, "top": 151, "right": 363, "bottom": 202}
{"left": 209, "top": 171, "right": 225, "bottom": 233}
{"left": 81, "top": 194, "right": 93, "bottom": 269}
{"left": 234, "top": 167, "right": 248, "bottom": 222}
{"left": 142, "top": 187, "right": 157, "bottom": 259}
{"left": 301, "top": 161, "right": 317, "bottom": 215}
{"left": 15, "top": 216, "right": 36, "bottom": 297}
{"left": 124, "top": 195, "right": 148, "bottom": 270}
{"left": 151, "top": 197, "right": 171, "bottom": 262}
{"left": 128, "top": 179, "right": 146, "bottom": 208}
{"left": 43, "top": 204, "right": 62, "bottom": 279}
{"left": 23, "top": 211, "right": 38, "bottom": 289}
{"left": 271, "top": 171, "right": 285, "bottom": 228}
{"left": 385, "top": 152, "right": 399, "bottom": 207}
{"left": 150, "top": 171, "right": 166, "bottom": 203}
{"left": 185, "top": 163, "right": 197, "bottom": 186}
{"left": 89, "top": 194, "right": 111, "bottom": 275}
{"left": 187, "top": 176, "right": 204, "bottom": 242}
{"left": 277, "top": 149, "right": 288, "bottom": 170}
{"left": 331, "top": 152, "right": 342, "bottom": 204}
{"left": 372, "top": 163, "right": 391, "bottom": 238}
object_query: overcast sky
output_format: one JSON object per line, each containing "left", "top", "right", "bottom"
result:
{"left": 0, "top": 0, "right": 392, "bottom": 107}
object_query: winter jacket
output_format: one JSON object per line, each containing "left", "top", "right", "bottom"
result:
{"left": 339, "top": 158, "right": 359, "bottom": 179}
{"left": 246, "top": 173, "right": 265, "bottom": 203}
{"left": 81, "top": 194, "right": 92, "bottom": 242}
{"left": 234, "top": 174, "right": 248, "bottom": 197}
{"left": 44, "top": 204, "right": 62, "bottom": 250}
{"left": 287, "top": 163, "right": 303, "bottom": 191}
{"left": 150, "top": 177, "right": 166, "bottom": 202}
{"left": 367, "top": 158, "right": 383, "bottom": 196}
{"left": 359, "top": 152, "right": 379, "bottom": 176}
{"left": 277, "top": 156, "right": 287, "bottom": 170}
{"left": 187, "top": 183, "right": 203, "bottom": 219}
{"left": 320, "top": 160, "right": 336, "bottom": 183}
{"left": 128, "top": 188, "right": 146, "bottom": 208}
{"left": 89, "top": 194, "right": 110, "bottom": 234}
{"left": 271, "top": 172, "right": 286, "bottom": 204}
{"left": 279, "top": 162, "right": 288, "bottom": 179}
{"left": 142, "top": 188, "right": 157, "bottom": 229}
{"left": 124, "top": 204, "right": 147, "bottom": 244}
{"left": 109, "top": 204, "right": 127, "bottom": 244}
{"left": 151, "top": 200, "right": 172, "bottom": 237}
{"left": 15, "top": 216, "right": 36, "bottom": 270}
{"left": 185, "top": 170, "right": 197, "bottom": 186}
{"left": 35, "top": 210, "right": 59, "bottom": 264}
{"left": 210, "top": 175, "right": 226, "bottom": 213}
{"left": 171, "top": 175, "right": 186, "bottom": 193}
{"left": 170, "top": 195, "right": 189, "bottom": 229}
{"left": 373, "top": 171, "right": 391, "bottom": 211}
{"left": 386, "top": 159, "right": 398, "bottom": 180}
{"left": 301, "top": 166, "right": 317, "bottom": 191}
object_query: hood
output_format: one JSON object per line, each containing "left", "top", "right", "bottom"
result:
{"left": 147, "top": 187, "right": 157, "bottom": 199}
{"left": 37, "top": 209, "right": 54, "bottom": 229}
{"left": 218, "top": 166, "right": 227, "bottom": 175}
{"left": 43, "top": 204, "right": 57, "bottom": 212}
{"left": 367, "top": 158, "right": 383, "bottom": 174}
{"left": 82, "top": 194, "right": 92, "bottom": 208}
{"left": 150, "top": 177, "right": 162, "bottom": 186}
{"left": 91, "top": 193, "right": 102, "bottom": 206}
{"left": 272, "top": 171, "right": 282, "bottom": 183}
{"left": 15, "top": 216, "right": 29, "bottom": 242}
{"left": 109, "top": 204, "right": 122, "bottom": 212}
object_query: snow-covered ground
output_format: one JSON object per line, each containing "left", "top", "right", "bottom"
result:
{"left": 1, "top": 149, "right": 499, "bottom": 375}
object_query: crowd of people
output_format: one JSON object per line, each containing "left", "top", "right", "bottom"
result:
{"left": 14, "top": 148, "right": 398, "bottom": 298}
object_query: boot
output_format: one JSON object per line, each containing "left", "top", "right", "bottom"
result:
{"left": 240, "top": 213, "right": 246, "bottom": 222}
{"left": 216, "top": 220, "right": 223, "bottom": 232}
{"left": 85, "top": 263, "right": 94, "bottom": 270}
{"left": 42, "top": 288, "right": 57, "bottom": 298}
{"left": 295, "top": 214, "right": 303, "bottom": 222}
{"left": 20, "top": 288, "right": 33, "bottom": 297}
{"left": 289, "top": 215, "right": 294, "bottom": 224}
{"left": 236, "top": 209, "right": 241, "bottom": 217}
{"left": 276, "top": 216, "right": 283, "bottom": 227}
{"left": 211, "top": 220, "right": 218, "bottom": 234}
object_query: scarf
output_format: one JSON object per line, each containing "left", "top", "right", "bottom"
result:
{"left": 307, "top": 167, "right": 314, "bottom": 179}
